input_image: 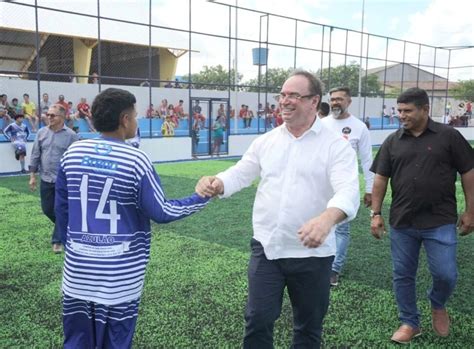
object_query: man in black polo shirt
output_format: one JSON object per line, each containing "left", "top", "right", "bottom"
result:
{"left": 370, "top": 88, "right": 474, "bottom": 344}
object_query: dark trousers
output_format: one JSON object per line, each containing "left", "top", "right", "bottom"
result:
{"left": 40, "top": 180, "right": 60, "bottom": 244}
{"left": 244, "top": 239, "right": 333, "bottom": 349}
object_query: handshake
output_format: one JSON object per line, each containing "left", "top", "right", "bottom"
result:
{"left": 195, "top": 176, "right": 224, "bottom": 198}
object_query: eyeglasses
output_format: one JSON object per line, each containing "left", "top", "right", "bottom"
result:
{"left": 273, "top": 93, "right": 315, "bottom": 102}
{"left": 46, "top": 113, "right": 58, "bottom": 118}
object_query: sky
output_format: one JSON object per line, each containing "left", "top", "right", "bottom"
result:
{"left": 1, "top": 0, "right": 473, "bottom": 81}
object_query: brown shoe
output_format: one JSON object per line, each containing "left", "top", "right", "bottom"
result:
{"left": 52, "top": 243, "right": 63, "bottom": 254}
{"left": 432, "top": 308, "right": 450, "bottom": 337}
{"left": 391, "top": 324, "right": 421, "bottom": 344}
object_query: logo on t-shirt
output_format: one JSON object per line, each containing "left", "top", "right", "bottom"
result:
{"left": 342, "top": 127, "right": 352, "bottom": 135}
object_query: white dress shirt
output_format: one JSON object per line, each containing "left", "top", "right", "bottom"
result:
{"left": 321, "top": 114, "right": 374, "bottom": 193}
{"left": 216, "top": 117, "right": 360, "bottom": 259}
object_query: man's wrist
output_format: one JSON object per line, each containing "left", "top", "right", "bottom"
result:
{"left": 370, "top": 209, "right": 382, "bottom": 218}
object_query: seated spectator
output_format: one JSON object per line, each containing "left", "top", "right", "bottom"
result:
{"left": 168, "top": 104, "right": 179, "bottom": 127}
{"left": 161, "top": 115, "right": 175, "bottom": 137}
{"left": 174, "top": 79, "right": 182, "bottom": 89}
{"left": 56, "top": 94, "right": 73, "bottom": 128}
{"left": 22, "top": 93, "right": 38, "bottom": 132}
{"left": 164, "top": 81, "right": 173, "bottom": 88}
{"left": 10, "top": 98, "right": 23, "bottom": 117}
{"left": 40, "top": 93, "right": 51, "bottom": 126}
{"left": 242, "top": 105, "right": 253, "bottom": 128}
{"left": 274, "top": 107, "right": 283, "bottom": 126}
{"left": 217, "top": 103, "right": 227, "bottom": 123}
{"left": 192, "top": 100, "right": 206, "bottom": 128}
{"left": 158, "top": 99, "right": 169, "bottom": 118}
{"left": 390, "top": 106, "right": 397, "bottom": 124}
{"left": 0, "top": 94, "right": 13, "bottom": 129}
{"left": 256, "top": 103, "right": 264, "bottom": 118}
{"left": 77, "top": 97, "right": 96, "bottom": 132}
{"left": 4, "top": 113, "right": 30, "bottom": 173}
{"left": 174, "top": 100, "right": 189, "bottom": 120}
{"left": 146, "top": 104, "right": 157, "bottom": 118}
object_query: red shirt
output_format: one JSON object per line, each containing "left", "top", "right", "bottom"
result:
{"left": 77, "top": 102, "right": 90, "bottom": 116}
{"left": 56, "top": 100, "right": 70, "bottom": 116}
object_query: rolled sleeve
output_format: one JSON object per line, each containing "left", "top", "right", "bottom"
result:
{"left": 326, "top": 140, "right": 360, "bottom": 222}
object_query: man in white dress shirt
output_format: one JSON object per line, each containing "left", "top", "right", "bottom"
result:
{"left": 321, "top": 87, "right": 374, "bottom": 287}
{"left": 196, "top": 70, "right": 360, "bottom": 348}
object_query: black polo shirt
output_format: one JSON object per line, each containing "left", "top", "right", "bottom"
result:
{"left": 371, "top": 119, "right": 474, "bottom": 229}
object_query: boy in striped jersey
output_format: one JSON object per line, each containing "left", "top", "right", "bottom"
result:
{"left": 4, "top": 113, "right": 30, "bottom": 173}
{"left": 55, "top": 88, "right": 209, "bottom": 349}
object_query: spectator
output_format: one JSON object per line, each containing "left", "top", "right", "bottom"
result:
{"left": 322, "top": 86, "right": 374, "bottom": 287}
{"left": 55, "top": 87, "right": 209, "bottom": 349}
{"left": 77, "top": 97, "right": 96, "bottom": 132}
{"left": 22, "top": 93, "right": 38, "bottom": 132}
{"left": 40, "top": 93, "right": 51, "bottom": 126}
{"left": 390, "top": 106, "right": 397, "bottom": 124}
{"left": 192, "top": 120, "right": 201, "bottom": 151}
{"left": 4, "top": 113, "right": 30, "bottom": 173}
{"left": 0, "top": 93, "right": 12, "bottom": 128}
{"left": 192, "top": 100, "right": 206, "bottom": 128}
{"left": 29, "top": 104, "right": 79, "bottom": 253}
{"left": 164, "top": 81, "right": 173, "bottom": 88}
{"left": 10, "top": 98, "right": 23, "bottom": 117}
{"left": 196, "top": 70, "right": 360, "bottom": 348}
{"left": 146, "top": 104, "right": 156, "bottom": 118}
{"left": 317, "top": 102, "right": 330, "bottom": 118}
{"left": 174, "top": 79, "right": 182, "bottom": 88}
{"left": 161, "top": 115, "right": 175, "bottom": 137}
{"left": 56, "top": 95, "right": 73, "bottom": 128}
{"left": 274, "top": 106, "right": 283, "bottom": 126}
{"left": 382, "top": 104, "right": 389, "bottom": 119}
{"left": 158, "top": 99, "right": 169, "bottom": 118}
{"left": 174, "top": 100, "right": 188, "bottom": 120}
{"left": 168, "top": 104, "right": 179, "bottom": 127}
{"left": 212, "top": 114, "right": 225, "bottom": 157}
{"left": 90, "top": 72, "right": 99, "bottom": 84}
{"left": 265, "top": 103, "right": 275, "bottom": 128}
{"left": 370, "top": 87, "right": 474, "bottom": 344}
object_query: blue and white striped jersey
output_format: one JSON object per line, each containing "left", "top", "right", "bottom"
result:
{"left": 4, "top": 122, "right": 30, "bottom": 143}
{"left": 55, "top": 137, "right": 209, "bottom": 305}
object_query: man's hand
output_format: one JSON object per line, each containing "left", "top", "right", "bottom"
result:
{"left": 29, "top": 174, "right": 37, "bottom": 191}
{"left": 297, "top": 216, "right": 333, "bottom": 248}
{"left": 458, "top": 211, "right": 474, "bottom": 236}
{"left": 195, "top": 176, "right": 224, "bottom": 198}
{"left": 364, "top": 193, "right": 372, "bottom": 207}
{"left": 370, "top": 215, "right": 386, "bottom": 239}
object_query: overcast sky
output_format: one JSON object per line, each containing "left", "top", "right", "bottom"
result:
{"left": 2, "top": 0, "right": 473, "bottom": 81}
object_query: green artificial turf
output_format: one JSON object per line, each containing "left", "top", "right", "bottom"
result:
{"left": 0, "top": 157, "right": 472, "bottom": 348}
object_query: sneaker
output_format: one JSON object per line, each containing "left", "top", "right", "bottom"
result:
{"left": 20, "top": 169, "right": 27, "bottom": 174}
{"left": 432, "top": 308, "right": 450, "bottom": 337}
{"left": 52, "top": 243, "right": 63, "bottom": 254}
{"left": 330, "top": 271, "right": 339, "bottom": 287}
{"left": 391, "top": 324, "right": 421, "bottom": 344}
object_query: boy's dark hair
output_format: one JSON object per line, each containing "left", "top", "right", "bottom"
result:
{"left": 329, "top": 86, "right": 351, "bottom": 97}
{"left": 12, "top": 98, "right": 18, "bottom": 102}
{"left": 14, "top": 113, "right": 24, "bottom": 120}
{"left": 397, "top": 87, "right": 429, "bottom": 109}
{"left": 23, "top": 93, "right": 29, "bottom": 98}
{"left": 319, "top": 102, "right": 330, "bottom": 116}
{"left": 91, "top": 88, "right": 136, "bottom": 132}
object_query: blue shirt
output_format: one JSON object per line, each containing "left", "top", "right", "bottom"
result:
{"left": 55, "top": 137, "right": 209, "bottom": 305}
{"left": 4, "top": 122, "right": 30, "bottom": 143}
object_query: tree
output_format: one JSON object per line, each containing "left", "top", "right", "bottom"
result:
{"left": 182, "top": 65, "right": 243, "bottom": 90}
{"left": 242, "top": 67, "right": 294, "bottom": 93}
{"left": 317, "top": 62, "right": 382, "bottom": 97}
{"left": 450, "top": 79, "right": 474, "bottom": 101}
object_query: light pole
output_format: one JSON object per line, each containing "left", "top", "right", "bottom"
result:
{"left": 358, "top": 0, "right": 365, "bottom": 120}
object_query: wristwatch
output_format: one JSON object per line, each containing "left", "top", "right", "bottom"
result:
{"left": 370, "top": 210, "right": 382, "bottom": 218}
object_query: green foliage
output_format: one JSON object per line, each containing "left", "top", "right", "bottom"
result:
{"left": 242, "top": 67, "right": 294, "bottom": 93}
{"left": 182, "top": 65, "right": 243, "bottom": 90}
{"left": 450, "top": 79, "right": 474, "bottom": 101}
{"left": 1, "top": 157, "right": 473, "bottom": 348}
{"left": 317, "top": 61, "right": 382, "bottom": 96}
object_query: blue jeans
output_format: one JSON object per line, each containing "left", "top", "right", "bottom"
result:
{"left": 244, "top": 239, "right": 333, "bottom": 349}
{"left": 332, "top": 222, "right": 350, "bottom": 274}
{"left": 390, "top": 224, "right": 457, "bottom": 329}
{"left": 40, "top": 180, "right": 61, "bottom": 244}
